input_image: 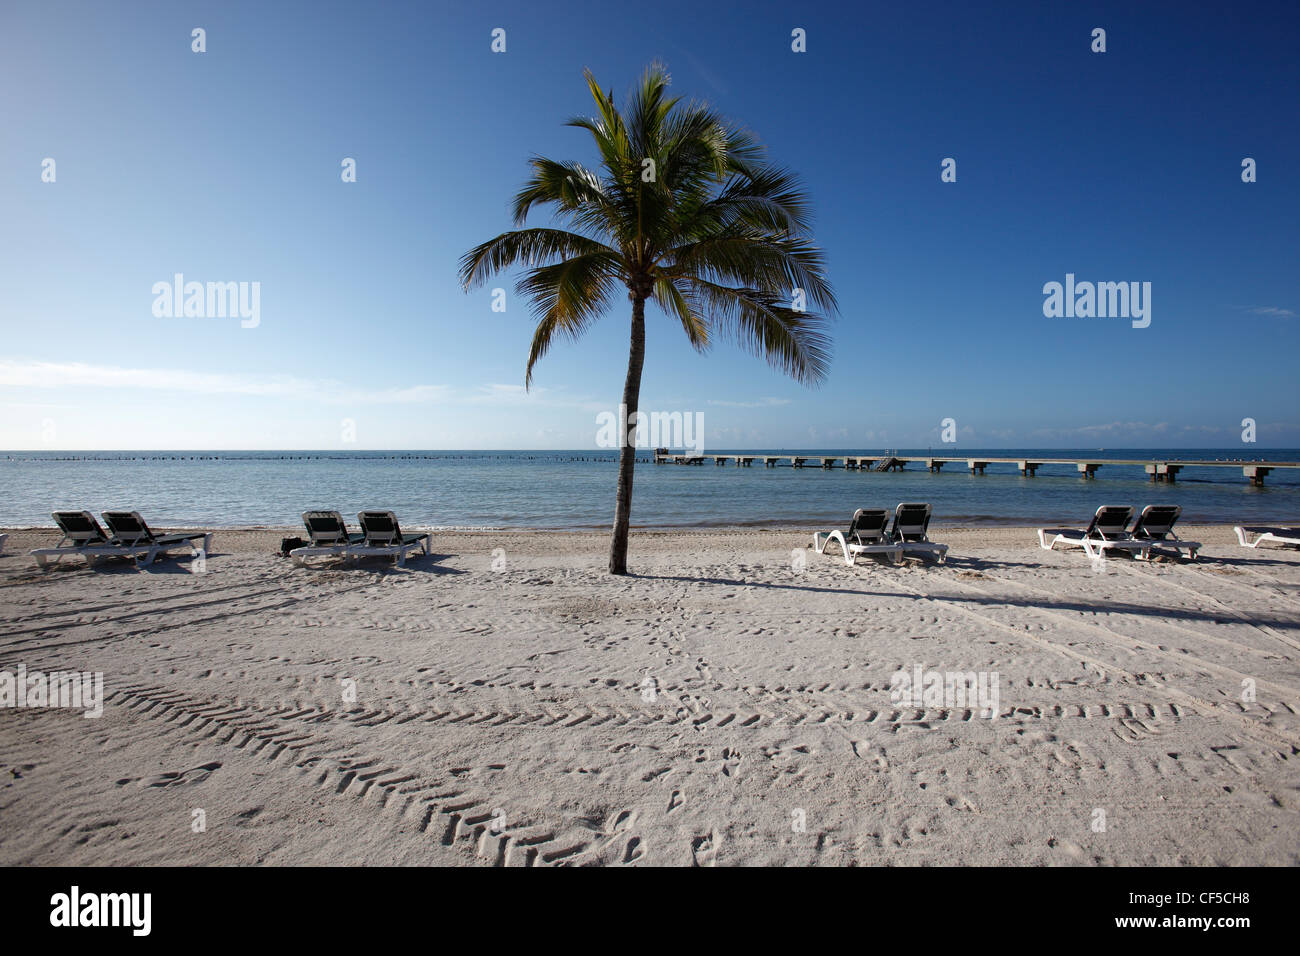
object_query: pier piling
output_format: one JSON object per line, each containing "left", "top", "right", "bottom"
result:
{"left": 649, "top": 453, "right": 1296, "bottom": 485}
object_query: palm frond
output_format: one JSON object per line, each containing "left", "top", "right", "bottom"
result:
{"left": 459, "top": 228, "right": 619, "bottom": 290}
{"left": 654, "top": 276, "right": 709, "bottom": 351}
{"left": 700, "top": 165, "right": 816, "bottom": 234}
{"left": 665, "top": 234, "right": 837, "bottom": 313}
{"left": 510, "top": 158, "right": 612, "bottom": 226}
{"left": 519, "top": 251, "right": 624, "bottom": 386}
{"left": 680, "top": 277, "right": 832, "bottom": 385}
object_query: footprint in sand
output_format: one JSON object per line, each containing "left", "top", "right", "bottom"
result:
{"left": 851, "top": 740, "right": 889, "bottom": 771}
{"left": 690, "top": 830, "right": 719, "bottom": 867}
{"left": 720, "top": 748, "right": 743, "bottom": 777}
{"left": 73, "top": 819, "right": 121, "bottom": 846}
{"left": 580, "top": 810, "right": 640, "bottom": 863}
{"left": 233, "top": 806, "right": 265, "bottom": 825}
{"left": 1113, "top": 718, "right": 1162, "bottom": 742}
{"left": 117, "top": 762, "right": 221, "bottom": 789}
{"left": 622, "top": 836, "right": 645, "bottom": 863}
{"left": 666, "top": 790, "right": 684, "bottom": 814}
{"left": 607, "top": 809, "right": 635, "bottom": 835}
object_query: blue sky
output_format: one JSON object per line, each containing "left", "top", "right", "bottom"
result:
{"left": 1, "top": 0, "right": 1296, "bottom": 450}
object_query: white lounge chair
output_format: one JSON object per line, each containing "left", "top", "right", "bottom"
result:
{"left": 31, "top": 511, "right": 132, "bottom": 568}
{"left": 354, "top": 511, "right": 432, "bottom": 567}
{"left": 1039, "top": 505, "right": 1148, "bottom": 561}
{"left": 889, "top": 502, "right": 948, "bottom": 563}
{"left": 291, "top": 510, "right": 365, "bottom": 566}
{"left": 1131, "top": 505, "right": 1200, "bottom": 560}
{"left": 813, "top": 508, "right": 903, "bottom": 566}
{"left": 102, "top": 511, "right": 213, "bottom": 568}
{"left": 1234, "top": 526, "right": 1300, "bottom": 550}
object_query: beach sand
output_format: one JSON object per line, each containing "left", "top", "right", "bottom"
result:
{"left": 1, "top": 524, "right": 1297, "bottom": 866}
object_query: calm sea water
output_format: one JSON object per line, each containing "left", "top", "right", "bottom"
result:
{"left": 1, "top": 449, "right": 1297, "bottom": 529}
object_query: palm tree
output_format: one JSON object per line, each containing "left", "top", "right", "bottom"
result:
{"left": 460, "top": 64, "right": 836, "bottom": 574}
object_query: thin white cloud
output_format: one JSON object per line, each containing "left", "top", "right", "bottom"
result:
{"left": 1242, "top": 306, "right": 1296, "bottom": 318}
{"left": 1022, "top": 421, "right": 1298, "bottom": 441}
{"left": 0, "top": 359, "right": 450, "bottom": 406}
{"left": 0, "top": 359, "right": 611, "bottom": 411}
{"left": 1074, "top": 421, "right": 1168, "bottom": 436}
{"left": 467, "top": 383, "right": 543, "bottom": 405}
{"left": 465, "top": 383, "right": 607, "bottom": 411}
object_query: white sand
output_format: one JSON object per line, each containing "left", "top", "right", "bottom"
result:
{"left": 0, "top": 525, "right": 1297, "bottom": 866}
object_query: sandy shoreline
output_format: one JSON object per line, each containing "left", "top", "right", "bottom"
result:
{"left": 1, "top": 524, "right": 1297, "bottom": 866}
{"left": 0, "top": 522, "right": 1263, "bottom": 545}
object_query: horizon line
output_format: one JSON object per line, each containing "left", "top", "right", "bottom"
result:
{"left": 5, "top": 446, "right": 1299, "bottom": 454}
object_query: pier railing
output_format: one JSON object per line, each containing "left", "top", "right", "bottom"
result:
{"left": 651, "top": 453, "right": 1298, "bottom": 485}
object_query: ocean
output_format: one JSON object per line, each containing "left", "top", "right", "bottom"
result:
{"left": 2, "top": 448, "right": 1297, "bottom": 530}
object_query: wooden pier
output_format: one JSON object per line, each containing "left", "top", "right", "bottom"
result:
{"left": 651, "top": 453, "right": 1299, "bottom": 486}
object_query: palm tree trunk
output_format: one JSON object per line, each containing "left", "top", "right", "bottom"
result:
{"left": 608, "top": 296, "right": 646, "bottom": 574}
